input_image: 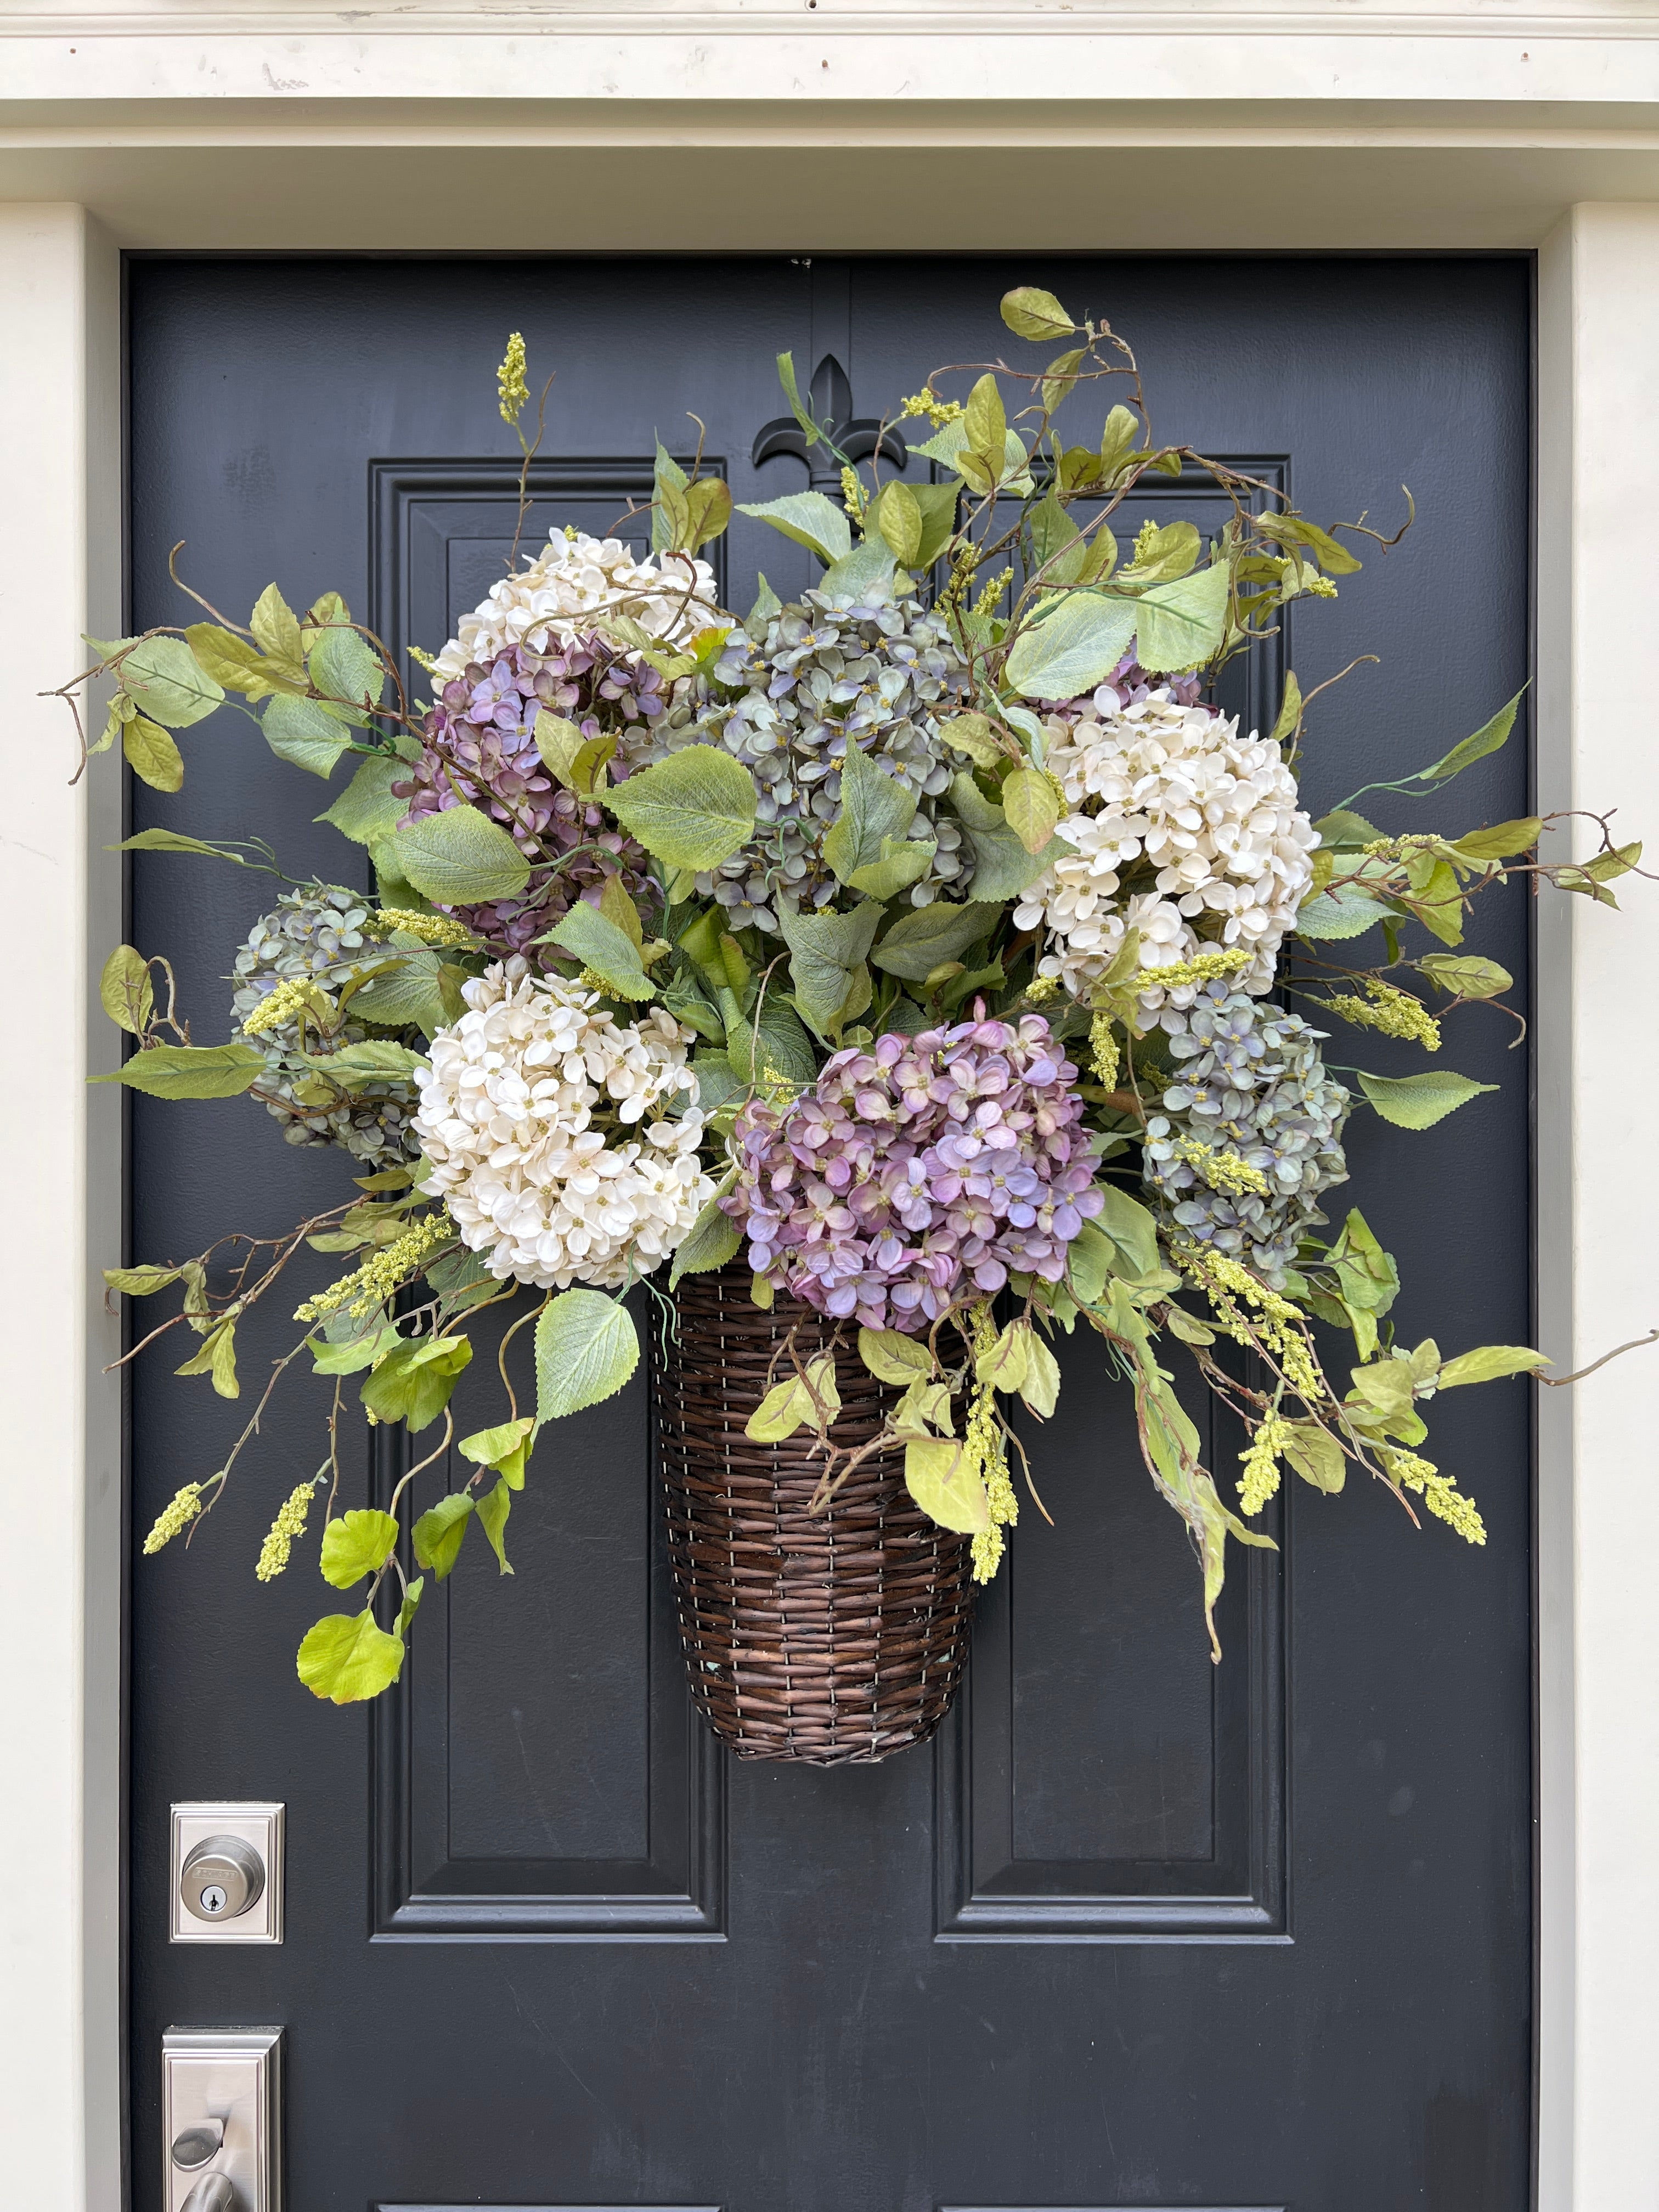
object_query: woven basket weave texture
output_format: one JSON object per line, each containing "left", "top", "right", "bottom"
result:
{"left": 656, "top": 1263, "right": 975, "bottom": 1765}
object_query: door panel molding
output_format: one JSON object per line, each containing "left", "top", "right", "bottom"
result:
{"left": 934, "top": 1385, "right": 1288, "bottom": 1943}
{"left": 370, "top": 454, "right": 727, "bottom": 687}
{"left": 369, "top": 1393, "right": 726, "bottom": 1942}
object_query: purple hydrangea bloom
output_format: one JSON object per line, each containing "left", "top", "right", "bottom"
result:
{"left": 723, "top": 1012, "right": 1103, "bottom": 1331}
{"left": 394, "top": 637, "right": 664, "bottom": 959}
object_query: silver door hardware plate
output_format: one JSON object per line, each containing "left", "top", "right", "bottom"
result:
{"left": 170, "top": 1803, "right": 284, "bottom": 1944}
{"left": 162, "top": 2025, "right": 282, "bottom": 2212}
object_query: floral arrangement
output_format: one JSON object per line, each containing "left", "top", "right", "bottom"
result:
{"left": 73, "top": 287, "right": 1647, "bottom": 1704}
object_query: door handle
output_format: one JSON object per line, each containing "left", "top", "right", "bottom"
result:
{"left": 161, "top": 2028, "right": 282, "bottom": 2212}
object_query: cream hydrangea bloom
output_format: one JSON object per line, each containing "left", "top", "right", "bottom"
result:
{"left": 1013, "top": 685, "right": 1318, "bottom": 1007}
{"left": 431, "top": 529, "right": 719, "bottom": 685}
{"left": 414, "top": 962, "right": 716, "bottom": 1291}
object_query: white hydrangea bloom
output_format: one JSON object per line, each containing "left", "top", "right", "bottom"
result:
{"left": 431, "top": 529, "right": 719, "bottom": 685}
{"left": 1013, "top": 685, "right": 1317, "bottom": 1007}
{"left": 414, "top": 961, "right": 716, "bottom": 1291}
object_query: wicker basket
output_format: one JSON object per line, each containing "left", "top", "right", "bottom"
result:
{"left": 656, "top": 1263, "right": 975, "bottom": 1765}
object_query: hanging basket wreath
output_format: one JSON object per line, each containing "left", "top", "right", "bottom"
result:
{"left": 75, "top": 289, "right": 1647, "bottom": 1750}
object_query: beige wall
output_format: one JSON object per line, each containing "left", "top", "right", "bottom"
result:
{"left": 2, "top": 22, "right": 1657, "bottom": 2200}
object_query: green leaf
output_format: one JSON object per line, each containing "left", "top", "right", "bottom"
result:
{"left": 1117, "top": 520, "right": 1201, "bottom": 589}
{"left": 873, "top": 479, "right": 923, "bottom": 566}
{"left": 1419, "top": 688, "right": 1526, "bottom": 784}
{"left": 348, "top": 949, "right": 453, "bottom": 1035}
{"left": 308, "top": 624, "right": 385, "bottom": 727}
{"left": 848, "top": 837, "right": 938, "bottom": 903}
{"left": 173, "top": 1318, "right": 239, "bottom": 1397}
{"left": 120, "top": 635, "right": 224, "bottom": 728}
{"left": 1269, "top": 672, "right": 1304, "bottom": 747}
{"left": 1417, "top": 953, "right": 1513, "bottom": 1000}
{"left": 359, "top": 1334, "right": 473, "bottom": 1431}
{"left": 922, "top": 421, "right": 1033, "bottom": 496}
{"left": 870, "top": 899, "right": 1001, "bottom": 983}
{"left": 777, "top": 902, "right": 881, "bottom": 1035}
{"left": 1097, "top": 405, "right": 1143, "bottom": 483}
{"left": 250, "top": 582, "right": 306, "bottom": 670}
{"left": 1282, "top": 1421, "right": 1347, "bottom": 1493}
{"left": 651, "top": 442, "right": 691, "bottom": 553}
{"left": 307, "top": 1316, "right": 402, "bottom": 1375}
{"left": 669, "top": 1188, "right": 742, "bottom": 1288}
{"left": 1064, "top": 1218, "right": 1114, "bottom": 1306}
{"left": 1001, "top": 285, "right": 1075, "bottom": 340}
{"left": 1452, "top": 816, "right": 1542, "bottom": 863}
{"left": 1018, "top": 1334, "right": 1062, "bottom": 1419}
{"left": 606, "top": 746, "right": 758, "bottom": 873}
{"left": 819, "top": 539, "right": 898, "bottom": 602}
{"left": 476, "top": 1478, "right": 514, "bottom": 1575}
{"left": 183, "top": 622, "right": 282, "bottom": 699}
{"left": 904, "top": 481, "right": 961, "bottom": 569}
{"left": 1311, "top": 809, "right": 1384, "bottom": 850}
{"left": 319, "top": 1040, "right": 422, "bottom": 1089}
{"left": 318, "top": 752, "right": 408, "bottom": 848}
{"left": 100, "top": 944, "right": 154, "bottom": 1035}
{"left": 1325, "top": 1208, "right": 1400, "bottom": 1318}
{"left": 1347, "top": 1357, "right": 1418, "bottom": 1425}
{"left": 975, "top": 1320, "right": 1030, "bottom": 1394}
{"left": 394, "top": 1577, "right": 424, "bottom": 1640}
{"left": 745, "top": 1372, "right": 816, "bottom": 1443}
{"left": 1295, "top": 885, "right": 1391, "bottom": 942}
{"left": 1003, "top": 591, "right": 1137, "bottom": 701}
{"left": 1436, "top": 1344, "right": 1549, "bottom": 1389}
{"left": 725, "top": 996, "right": 818, "bottom": 1088}
{"left": 122, "top": 714, "right": 184, "bottom": 792}
{"left": 391, "top": 805, "right": 531, "bottom": 906}
{"left": 107, "top": 828, "right": 257, "bottom": 867}
{"left": 822, "top": 743, "right": 921, "bottom": 888}
{"left": 263, "top": 692, "right": 354, "bottom": 778}
{"left": 1029, "top": 489, "right": 1080, "bottom": 569}
{"left": 90, "top": 1041, "right": 266, "bottom": 1100}
{"left": 960, "top": 372, "right": 1008, "bottom": 493}
{"left": 533, "top": 710, "right": 588, "bottom": 791}
{"left": 296, "top": 1608, "right": 405, "bottom": 1703}
{"left": 858, "top": 1328, "right": 933, "bottom": 1385}
{"left": 535, "top": 1289, "right": 640, "bottom": 1422}
{"left": 1357, "top": 1068, "right": 1498, "bottom": 1130}
{"left": 1000, "top": 766, "right": 1062, "bottom": 856}
{"left": 1040, "top": 345, "right": 1087, "bottom": 414}
{"left": 946, "top": 775, "right": 1057, "bottom": 900}
{"left": 893, "top": 1378, "right": 954, "bottom": 1438}
{"left": 411, "top": 1492, "right": 473, "bottom": 1580}
{"left": 774, "top": 352, "right": 819, "bottom": 444}
{"left": 1091, "top": 1184, "right": 1161, "bottom": 1279}
{"left": 905, "top": 1437, "right": 990, "bottom": 1534}
{"left": 320, "top": 1506, "right": 400, "bottom": 1589}
{"left": 545, "top": 903, "right": 654, "bottom": 1000}
{"left": 1132, "top": 562, "right": 1229, "bottom": 674}
{"left": 735, "top": 491, "right": 852, "bottom": 566}
{"left": 103, "top": 1263, "right": 181, "bottom": 1296}
{"left": 459, "top": 1415, "right": 535, "bottom": 1488}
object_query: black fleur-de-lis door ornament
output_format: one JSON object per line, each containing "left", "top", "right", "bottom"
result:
{"left": 751, "top": 353, "right": 909, "bottom": 489}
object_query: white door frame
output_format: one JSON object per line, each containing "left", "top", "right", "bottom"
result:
{"left": 2, "top": 28, "right": 1656, "bottom": 2200}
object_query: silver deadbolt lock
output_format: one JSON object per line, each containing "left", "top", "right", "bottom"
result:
{"left": 181, "top": 1835, "right": 265, "bottom": 1923}
{"left": 170, "top": 1804, "right": 283, "bottom": 1944}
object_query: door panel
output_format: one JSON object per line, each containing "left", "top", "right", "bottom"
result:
{"left": 127, "top": 254, "right": 1532, "bottom": 2211}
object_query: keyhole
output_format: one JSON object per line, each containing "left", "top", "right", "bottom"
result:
{"left": 200, "top": 1884, "right": 228, "bottom": 1915}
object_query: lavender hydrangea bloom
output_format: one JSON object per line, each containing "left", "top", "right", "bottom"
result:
{"left": 1142, "top": 981, "right": 1350, "bottom": 1283}
{"left": 724, "top": 1013, "right": 1103, "bottom": 1331}
{"left": 394, "top": 638, "right": 663, "bottom": 958}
